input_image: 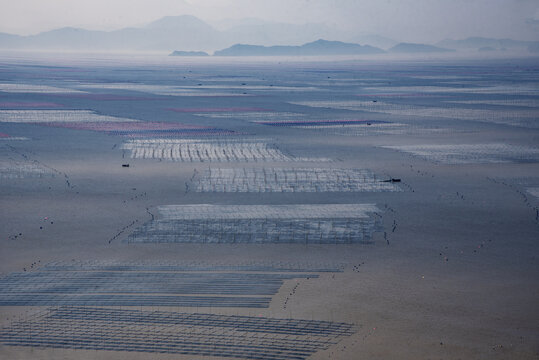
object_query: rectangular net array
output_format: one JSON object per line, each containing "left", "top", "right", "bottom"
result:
{"left": 168, "top": 107, "right": 270, "bottom": 113}
{"left": 0, "top": 294, "right": 270, "bottom": 307}
{"left": 354, "top": 93, "right": 441, "bottom": 98}
{"left": 0, "top": 259, "right": 336, "bottom": 308}
{"left": 158, "top": 204, "right": 379, "bottom": 220}
{"left": 127, "top": 204, "right": 382, "bottom": 244}
{"left": 0, "top": 271, "right": 314, "bottom": 296}
{"left": 0, "top": 306, "right": 357, "bottom": 359}
{"left": 378, "top": 107, "right": 539, "bottom": 129}
{"left": 318, "top": 123, "right": 461, "bottom": 137}
{"left": 0, "top": 133, "right": 29, "bottom": 141}
{"left": 382, "top": 143, "right": 539, "bottom": 164}
{"left": 192, "top": 168, "right": 402, "bottom": 193}
{"left": 195, "top": 111, "right": 306, "bottom": 120}
{"left": 172, "top": 84, "right": 319, "bottom": 91}
{"left": 290, "top": 100, "right": 539, "bottom": 129}
{"left": 78, "top": 83, "right": 295, "bottom": 96}
{"left": 0, "top": 83, "right": 85, "bottom": 94}
{"left": 0, "top": 110, "right": 237, "bottom": 139}
{"left": 40, "top": 121, "right": 238, "bottom": 138}
{"left": 246, "top": 116, "right": 462, "bottom": 137}
{"left": 40, "top": 260, "right": 345, "bottom": 273}
{"left": 0, "top": 110, "right": 137, "bottom": 123}
{"left": 253, "top": 119, "right": 389, "bottom": 128}
{"left": 77, "top": 83, "right": 250, "bottom": 97}
{"left": 122, "top": 139, "right": 295, "bottom": 162}
{"left": 0, "top": 101, "right": 64, "bottom": 108}
{"left": 445, "top": 99, "right": 539, "bottom": 107}
{"left": 0, "top": 160, "right": 56, "bottom": 179}
{"left": 290, "top": 100, "right": 415, "bottom": 112}
{"left": 362, "top": 84, "right": 539, "bottom": 95}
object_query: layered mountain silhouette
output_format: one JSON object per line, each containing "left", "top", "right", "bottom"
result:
{"left": 0, "top": 15, "right": 353, "bottom": 52}
{"left": 213, "top": 39, "right": 384, "bottom": 56}
{"left": 219, "top": 21, "right": 342, "bottom": 48}
{"left": 389, "top": 43, "right": 454, "bottom": 53}
{"left": 0, "top": 15, "right": 388, "bottom": 54}
{"left": 0, "top": 15, "right": 224, "bottom": 51}
{"left": 1, "top": 16, "right": 537, "bottom": 54}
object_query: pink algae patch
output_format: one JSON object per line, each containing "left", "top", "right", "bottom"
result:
{"left": 166, "top": 107, "right": 269, "bottom": 113}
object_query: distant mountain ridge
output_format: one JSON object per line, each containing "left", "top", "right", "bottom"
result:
{"left": 0, "top": 15, "right": 360, "bottom": 52}
{"left": 211, "top": 18, "right": 398, "bottom": 49}
{"left": 0, "top": 15, "right": 224, "bottom": 52}
{"left": 389, "top": 43, "right": 454, "bottom": 53}
{"left": 0, "top": 16, "right": 537, "bottom": 54}
{"left": 213, "top": 39, "right": 384, "bottom": 56}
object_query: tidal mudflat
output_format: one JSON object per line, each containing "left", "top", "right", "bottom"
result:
{"left": 0, "top": 55, "right": 538, "bottom": 360}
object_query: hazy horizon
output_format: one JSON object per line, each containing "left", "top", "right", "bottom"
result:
{"left": 1, "top": 0, "right": 538, "bottom": 43}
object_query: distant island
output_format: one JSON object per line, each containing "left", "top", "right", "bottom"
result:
{"left": 389, "top": 43, "right": 454, "bottom": 53}
{"left": 170, "top": 50, "right": 209, "bottom": 56}
{"left": 212, "top": 39, "right": 384, "bottom": 56}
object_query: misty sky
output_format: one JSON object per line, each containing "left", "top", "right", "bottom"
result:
{"left": 1, "top": 0, "right": 538, "bottom": 42}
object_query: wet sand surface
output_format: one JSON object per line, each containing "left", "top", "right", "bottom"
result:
{"left": 0, "top": 55, "right": 538, "bottom": 359}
